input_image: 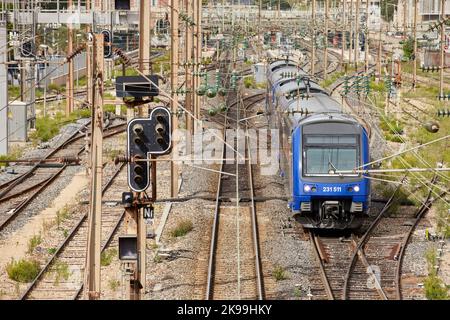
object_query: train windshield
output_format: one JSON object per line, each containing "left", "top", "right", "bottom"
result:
{"left": 303, "top": 135, "right": 359, "bottom": 176}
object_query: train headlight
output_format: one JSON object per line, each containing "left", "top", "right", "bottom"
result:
{"left": 304, "top": 185, "right": 311, "bottom": 192}
{"left": 353, "top": 185, "right": 360, "bottom": 192}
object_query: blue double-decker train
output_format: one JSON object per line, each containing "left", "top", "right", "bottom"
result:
{"left": 267, "top": 59, "right": 371, "bottom": 230}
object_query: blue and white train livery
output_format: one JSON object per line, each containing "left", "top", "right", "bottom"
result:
{"left": 267, "top": 59, "right": 371, "bottom": 230}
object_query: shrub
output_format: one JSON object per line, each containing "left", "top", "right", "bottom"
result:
{"left": 170, "top": 220, "right": 193, "bottom": 237}
{"left": 424, "top": 275, "right": 448, "bottom": 300}
{"left": 244, "top": 77, "right": 256, "bottom": 89}
{"left": 47, "top": 248, "right": 57, "bottom": 255}
{"left": 101, "top": 248, "right": 117, "bottom": 267}
{"left": 273, "top": 265, "right": 287, "bottom": 281}
{"left": 402, "top": 37, "right": 414, "bottom": 60}
{"left": 423, "top": 248, "right": 449, "bottom": 299}
{"left": 27, "top": 234, "right": 42, "bottom": 254}
{"left": 5, "top": 259, "right": 41, "bottom": 283}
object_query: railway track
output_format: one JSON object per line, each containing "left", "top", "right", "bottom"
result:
{"left": 20, "top": 163, "right": 127, "bottom": 300}
{"left": 308, "top": 176, "right": 447, "bottom": 300}
{"left": 205, "top": 81, "right": 265, "bottom": 299}
{"left": 0, "top": 122, "right": 127, "bottom": 233}
{"left": 308, "top": 183, "right": 403, "bottom": 300}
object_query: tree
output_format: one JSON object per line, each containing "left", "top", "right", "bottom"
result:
{"left": 402, "top": 36, "right": 414, "bottom": 60}
{"left": 380, "top": 0, "right": 398, "bottom": 22}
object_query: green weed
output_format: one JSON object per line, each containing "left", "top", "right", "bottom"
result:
{"left": 101, "top": 248, "right": 117, "bottom": 267}
{"left": 5, "top": 259, "right": 41, "bottom": 283}
{"left": 170, "top": 220, "right": 193, "bottom": 238}
{"left": 27, "top": 234, "right": 42, "bottom": 254}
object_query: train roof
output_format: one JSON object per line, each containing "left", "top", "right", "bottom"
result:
{"left": 298, "top": 112, "right": 360, "bottom": 126}
{"left": 280, "top": 92, "right": 342, "bottom": 114}
{"left": 275, "top": 78, "right": 325, "bottom": 95}
{"left": 268, "top": 66, "right": 300, "bottom": 86}
{"left": 268, "top": 59, "right": 298, "bottom": 72}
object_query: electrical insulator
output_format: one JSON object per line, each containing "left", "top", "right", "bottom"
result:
{"left": 423, "top": 121, "right": 440, "bottom": 133}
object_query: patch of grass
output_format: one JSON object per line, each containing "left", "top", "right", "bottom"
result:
{"left": 293, "top": 287, "right": 302, "bottom": 299}
{"left": 30, "top": 109, "right": 92, "bottom": 143}
{"left": 169, "top": 219, "right": 193, "bottom": 238}
{"left": 101, "top": 248, "right": 117, "bottom": 267}
{"left": 272, "top": 265, "right": 287, "bottom": 281}
{"left": 153, "top": 254, "right": 162, "bottom": 263}
{"left": 52, "top": 261, "right": 70, "bottom": 285}
{"left": 256, "top": 81, "right": 267, "bottom": 89}
{"left": 384, "top": 133, "right": 404, "bottom": 143}
{"left": 0, "top": 145, "right": 24, "bottom": 166}
{"left": 48, "top": 83, "right": 63, "bottom": 94}
{"left": 402, "top": 84, "right": 440, "bottom": 99}
{"left": 379, "top": 117, "right": 404, "bottom": 135}
{"left": 424, "top": 248, "right": 448, "bottom": 300}
{"left": 244, "top": 76, "right": 256, "bottom": 89}
{"left": 47, "top": 248, "right": 57, "bottom": 255}
{"left": 8, "top": 85, "right": 20, "bottom": 97}
{"left": 369, "top": 80, "right": 386, "bottom": 93}
{"left": 56, "top": 205, "right": 70, "bottom": 229}
{"left": 424, "top": 275, "right": 449, "bottom": 300}
{"left": 435, "top": 201, "right": 450, "bottom": 238}
{"left": 5, "top": 259, "right": 41, "bottom": 283}
{"left": 320, "top": 71, "right": 345, "bottom": 88}
{"left": 380, "top": 185, "right": 411, "bottom": 214}
{"left": 63, "top": 229, "right": 69, "bottom": 238}
{"left": 149, "top": 242, "right": 159, "bottom": 250}
{"left": 41, "top": 219, "right": 55, "bottom": 234}
{"left": 105, "top": 148, "right": 123, "bottom": 161}
{"left": 108, "top": 279, "right": 120, "bottom": 291}
{"left": 27, "top": 234, "right": 42, "bottom": 254}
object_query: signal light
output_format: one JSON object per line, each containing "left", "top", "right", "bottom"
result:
{"left": 423, "top": 121, "right": 440, "bottom": 133}
{"left": 102, "top": 30, "right": 112, "bottom": 58}
{"left": 126, "top": 107, "right": 172, "bottom": 192}
{"left": 21, "top": 40, "right": 34, "bottom": 58}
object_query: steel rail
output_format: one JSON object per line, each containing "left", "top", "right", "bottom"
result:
{"left": 0, "top": 165, "right": 67, "bottom": 233}
{"left": 342, "top": 178, "right": 406, "bottom": 300}
{"left": 395, "top": 181, "right": 449, "bottom": 299}
{"left": 205, "top": 49, "right": 233, "bottom": 300}
{"left": 309, "top": 233, "right": 335, "bottom": 300}
{"left": 243, "top": 97, "right": 264, "bottom": 300}
{"left": 20, "top": 162, "right": 126, "bottom": 300}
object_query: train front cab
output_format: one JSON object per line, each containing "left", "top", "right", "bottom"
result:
{"left": 289, "top": 118, "right": 370, "bottom": 230}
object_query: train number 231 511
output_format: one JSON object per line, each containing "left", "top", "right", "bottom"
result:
{"left": 322, "top": 186, "right": 342, "bottom": 192}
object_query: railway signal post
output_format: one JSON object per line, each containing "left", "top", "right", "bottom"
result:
{"left": 412, "top": 0, "right": 418, "bottom": 89}
{"left": 323, "top": 0, "right": 329, "bottom": 80}
{"left": 120, "top": 107, "right": 172, "bottom": 299}
{"left": 354, "top": 0, "right": 360, "bottom": 69}
{"left": 84, "top": 34, "right": 104, "bottom": 300}
{"left": 171, "top": 0, "right": 180, "bottom": 198}
{"left": 439, "top": 0, "right": 447, "bottom": 98}
{"left": 311, "top": 0, "right": 316, "bottom": 76}
{"left": 66, "top": 0, "right": 74, "bottom": 116}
